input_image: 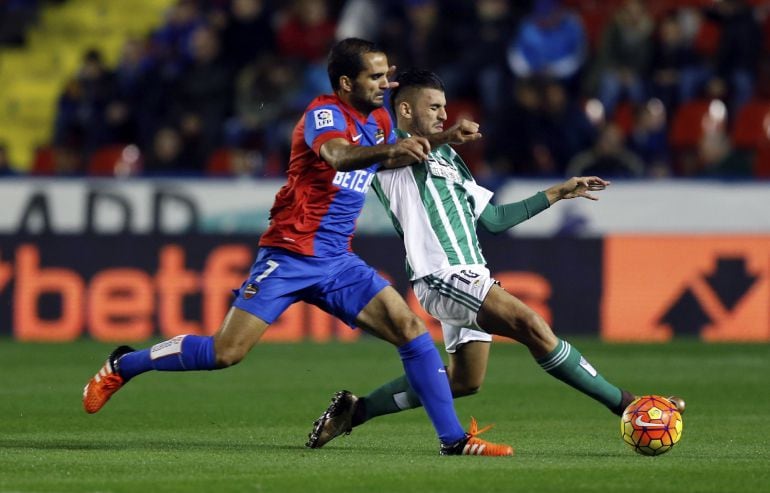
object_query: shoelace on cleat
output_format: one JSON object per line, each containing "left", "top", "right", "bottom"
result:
{"left": 467, "top": 416, "right": 494, "bottom": 437}
{"left": 463, "top": 417, "right": 513, "bottom": 456}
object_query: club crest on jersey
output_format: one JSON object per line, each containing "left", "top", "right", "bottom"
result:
{"left": 313, "top": 109, "right": 334, "bottom": 129}
{"left": 243, "top": 283, "right": 259, "bottom": 299}
{"left": 375, "top": 129, "right": 385, "bottom": 144}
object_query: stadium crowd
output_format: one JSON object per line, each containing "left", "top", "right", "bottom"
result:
{"left": 1, "top": 0, "right": 769, "bottom": 182}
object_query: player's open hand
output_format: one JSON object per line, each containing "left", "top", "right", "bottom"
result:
{"left": 559, "top": 176, "right": 610, "bottom": 201}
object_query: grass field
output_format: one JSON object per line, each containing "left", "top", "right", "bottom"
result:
{"left": 1, "top": 338, "right": 769, "bottom": 493}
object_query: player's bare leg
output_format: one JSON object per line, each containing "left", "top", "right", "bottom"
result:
{"left": 212, "top": 307, "right": 270, "bottom": 367}
{"left": 446, "top": 341, "right": 490, "bottom": 398}
{"left": 477, "top": 284, "right": 683, "bottom": 415}
{"left": 83, "top": 307, "right": 268, "bottom": 413}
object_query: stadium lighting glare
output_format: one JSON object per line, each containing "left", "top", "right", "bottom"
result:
{"left": 708, "top": 99, "right": 727, "bottom": 123}
{"left": 763, "top": 114, "right": 770, "bottom": 141}
{"left": 646, "top": 98, "right": 665, "bottom": 118}
{"left": 584, "top": 98, "right": 604, "bottom": 126}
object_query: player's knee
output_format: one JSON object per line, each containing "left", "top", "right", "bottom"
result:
{"left": 520, "top": 312, "right": 558, "bottom": 354}
{"left": 452, "top": 382, "right": 482, "bottom": 398}
{"left": 214, "top": 347, "right": 246, "bottom": 368}
{"left": 397, "top": 314, "right": 427, "bottom": 344}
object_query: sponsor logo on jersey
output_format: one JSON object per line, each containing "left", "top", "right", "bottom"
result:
{"left": 332, "top": 169, "right": 375, "bottom": 193}
{"left": 352, "top": 133, "right": 363, "bottom": 142}
{"left": 426, "top": 154, "right": 462, "bottom": 182}
{"left": 314, "top": 109, "right": 334, "bottom": 129}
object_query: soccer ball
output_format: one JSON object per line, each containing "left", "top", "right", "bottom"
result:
{"left": 620, "top": 395, "right": 683, "bottom": 456}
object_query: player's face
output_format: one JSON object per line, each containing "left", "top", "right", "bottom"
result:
{"left": 349, "top": 52, "right": 390, "bottom": 114}
{"left": 410, "top": 88, "right": 447, "bottom": 136}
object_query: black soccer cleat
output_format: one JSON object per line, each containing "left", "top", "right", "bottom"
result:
{"left": 667, "top": 395, "right": 686, "bottom": 415}
{"left": 306, "top": 390, "right": 358, "bottom": 449}
{"left": 612, "top": 389, "right": 638, "bottom": 416}
{"left": 614, "top": 391, "right": 687, "bottom": 416}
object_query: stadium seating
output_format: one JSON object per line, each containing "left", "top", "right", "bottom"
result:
{"left": 206, "top": 148, "right": 234, "bottom": 176}
{"left": 669, "top": 99, "right": 730, "bottom": 151}
{"left": 729, "top": 99, "right": 770, "bottom": 179}
{"left": 0, "top": 0, "right": 173, "bottom": 171}
{"left": 731, "top": 99, "right": 770, "bottom": 150}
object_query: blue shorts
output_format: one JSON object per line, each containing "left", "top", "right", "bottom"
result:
{"left": 232, "top": 247, "right": 390, "bottom": 327}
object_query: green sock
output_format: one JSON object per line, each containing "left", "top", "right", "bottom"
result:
{"left": 537, "top": 339, "right": 622, "bottom": 412}
{"left": 358, "top": 375, "right": 422, "bottom": 424}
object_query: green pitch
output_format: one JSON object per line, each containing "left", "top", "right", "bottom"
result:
{"left": 1, "top": 338, "right": 769, "bottom": 493}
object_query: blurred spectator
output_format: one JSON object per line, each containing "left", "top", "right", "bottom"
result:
{"left": 50, "top": 146, "right": 85, "bottom": 176}
{"left": 436, "top": 0, "right": 516, "bottom": 119}
{"left": 0, "top": 142, "right": 19, "bottom": 176}
{"left": 276, "top": 0, "right": 336, "bottom": 63}
{"left": 704, "top": 0, "right": 763, "bottom": 116}
{"left": 273, "top": 0, "right": 336, "bottom": 134}
{"left": 649, "top": 12, "right": 709, "bottom": 113}
{"left": 219, "top": 0, "right": 276, "bottom": 72}
{"left": 0, "top": 0, "right": 38, "bottom": 45}
{"left": 171, "top": 25, "right": 232, "bottom": 171}
{"left": 488, "top": 78, "right": 594, "bottom": 177}
{"left": 696, "top": 130, "right": 751, "bottom": 177}
{"left": 565, "top": 123, "right": 644, "bottom": 177}
{"left": 507, "top": 0, "right": 587, "bottom": 92}
{"left": 486, "top": 78, "right": 543, "bottom": 177}
{"left": 102, "top": 38, "right": 153, "bottom": 148}
{"left": 381, "top": 0, "right": 460, "bottom": 71}
{"left": 225, "top": 54, "right": 304, "bottom": 170}
{"left": 627, "top": 99, "right": 671, "bottom": 178}
{"left": 144, "top": 126, "right": 187, "bottom": 175}
{"left": 335, "top": 0, "right": 382, "bottom": 41}
{"left": 52, "top": 49, "right": 120, "bottom": 166}
{"left": 151, "top": 0, "right": 206, "bottom": 69}
{"left": 535, "top": 79, "right": 595, "bottom": 175}
{"left": 591, "top": 0, "right": 654, "bottom": 117}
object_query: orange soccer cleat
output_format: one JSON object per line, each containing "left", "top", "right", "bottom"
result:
{"left": 440, "top": 417, "right": 514, "bottom": 457}
{"left": 82, "top": 345, "right": 134, "bottom": 414}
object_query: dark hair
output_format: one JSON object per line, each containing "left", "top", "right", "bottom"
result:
{"left": 390, "top": 69, "right": 445, "bottom": 114}
{"left": 327, "top": 38, "right": 383, "bottom": 91}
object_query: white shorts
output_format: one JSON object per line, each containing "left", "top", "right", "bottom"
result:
{"left": 412, "top": 265, "right": 495, "bottom": 353}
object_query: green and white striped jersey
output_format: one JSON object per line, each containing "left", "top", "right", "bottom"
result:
{"left": 372, "top": 135, "right": 494, "bottom": 280}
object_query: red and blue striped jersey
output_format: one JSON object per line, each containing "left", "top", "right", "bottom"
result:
{"left": 259, "top": 94, "right": 395, "bottom": 257}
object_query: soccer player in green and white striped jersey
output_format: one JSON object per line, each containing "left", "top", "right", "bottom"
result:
{"left": 308, "top": 69, "right": 684, "bottom": 448}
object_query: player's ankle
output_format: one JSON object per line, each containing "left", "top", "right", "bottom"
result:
{"left": 351, "top": 397, "right": 367, "bottom": 427}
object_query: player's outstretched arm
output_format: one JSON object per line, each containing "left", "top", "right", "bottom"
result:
{"left": 478, "top": 176, "right": 610, "bottom": 234}
{"left": 320, "top": 136, "right": 430, "bottom": 172}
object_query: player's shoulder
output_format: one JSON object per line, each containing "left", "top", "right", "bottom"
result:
{"left": 304, "top": 95, "right": 349, "bottom": 132}
{"left": 371, "top": 107, "right": 393, "bottom": 128}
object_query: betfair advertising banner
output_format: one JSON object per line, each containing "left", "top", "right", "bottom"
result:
{"left": 0, "top": 235, "right": 602, "bottom": 342}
